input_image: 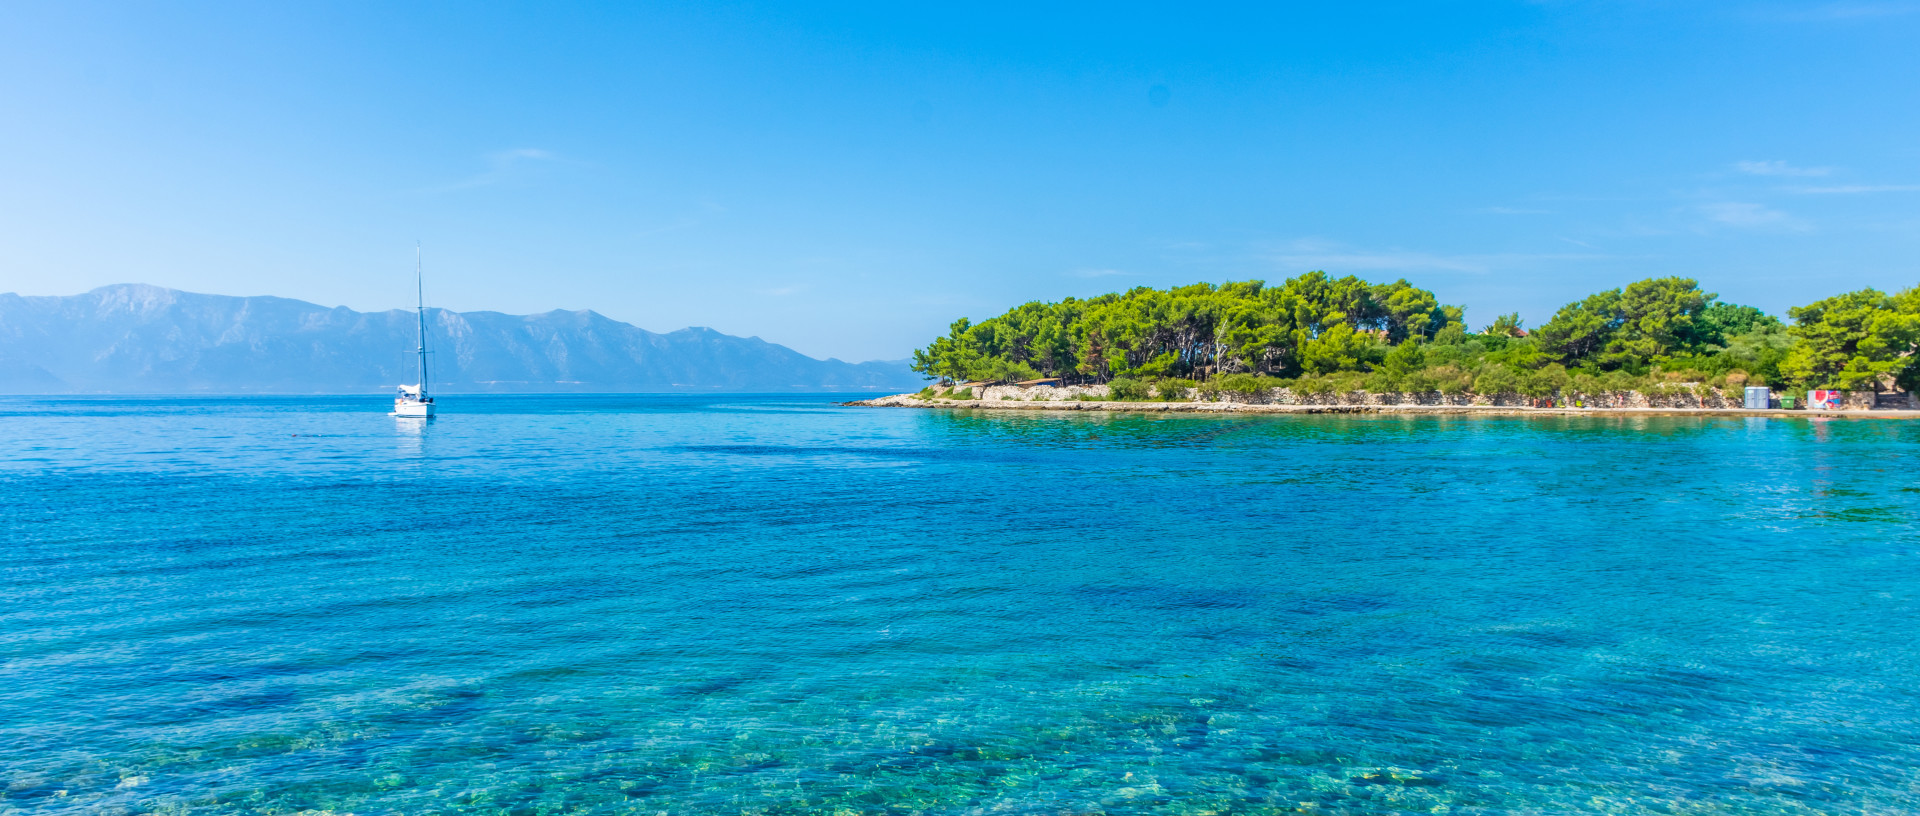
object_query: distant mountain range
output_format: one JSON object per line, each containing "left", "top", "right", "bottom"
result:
{"left": 0, "top": 285, "right": 923, "bottom": 394}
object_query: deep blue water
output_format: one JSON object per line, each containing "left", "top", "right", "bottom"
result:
{"left": 3, "top": 394, "right": 1919, "bottom": 815}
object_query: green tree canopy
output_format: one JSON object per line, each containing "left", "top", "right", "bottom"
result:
{"left": 1780, "top": 287, "right": 1920, "bottom": 390}
{"left": 1532, "top": 277, "right": 1715, "bottom": 372}
{"left": 910, "top": 273, "right": 1916, "bottom": 397}
{"left": 909, "top": 273, "right": 1459, "bottom": 383}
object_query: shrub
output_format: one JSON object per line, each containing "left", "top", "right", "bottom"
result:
{"left": 1472, "top": 364, "right": 1520, "bottom": 396}
{"left": 1569, "top": 370, "right": 1606, "bottom": 399}
{"left": 1153, "top": 377, "right": 1197, "bottom": 401}
{"left": 1108, "top": 377, "right": 1154, "bottom": 400}
{"left": 1520, "top": 364, "right": 1569, "bottom": 398}
{"left": 1200, "top": 373, "right": 1285, "bottom": 401}
{"left": 1430, "top": 365, "right": 1472, "bottom": 395}
{"left": 1325, "top": 371, "right": 1369, "bottom": 395}
{"left": 1293, "top": 375, "right": 1337, "bottom": 395}
{"left": 1399, "top": 368, "right": 1437, "bottom": 394}
{"left": 1601, "top": 369, "right": 1646, "bottom": 393}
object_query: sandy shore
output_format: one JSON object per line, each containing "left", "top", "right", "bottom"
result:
{"left": 844, "top": 394, "right": 1920, "bottom": 419}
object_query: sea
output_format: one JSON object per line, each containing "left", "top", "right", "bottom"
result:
{"left": 3, "top": 394, "right": 1918, "bottom": 815}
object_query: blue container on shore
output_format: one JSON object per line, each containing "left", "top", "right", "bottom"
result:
{"left": 1744, "top": 386, "right": 1771, "bottom": 410}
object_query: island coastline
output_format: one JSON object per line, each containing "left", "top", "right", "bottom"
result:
{"left": 845, "top": 392, "right": 1920, "bottom": 419}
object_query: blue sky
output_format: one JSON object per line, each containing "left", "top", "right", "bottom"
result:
{"left": 3, "top": 2, "right": 1918, "bottom": 361}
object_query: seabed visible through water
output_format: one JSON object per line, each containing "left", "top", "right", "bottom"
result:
{"left": 3, "top": 394, "right": 1917, "bottom": 815}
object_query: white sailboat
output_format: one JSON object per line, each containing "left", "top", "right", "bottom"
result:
{"left": 392, "top": 246, "right": 437, "bottom": 418}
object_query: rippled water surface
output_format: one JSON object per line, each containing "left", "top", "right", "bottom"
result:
{"left": 4, "top": 395, "right": 1919, "bottom": 815}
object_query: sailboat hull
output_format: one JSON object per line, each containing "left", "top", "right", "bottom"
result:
{"left": 392, "top": 400, "right": 436, "bottom": 418}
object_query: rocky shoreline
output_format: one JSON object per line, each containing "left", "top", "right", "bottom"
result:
{"left": 844, "top": 389, "right": 1920, "bottom": 418}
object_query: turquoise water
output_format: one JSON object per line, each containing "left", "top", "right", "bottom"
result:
{"left": 4, "top": 395, "right": 1919, "bottom": 815}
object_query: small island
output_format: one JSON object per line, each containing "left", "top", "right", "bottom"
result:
{"left": 851, "top": 274, "right": 1920, "bottom": 416}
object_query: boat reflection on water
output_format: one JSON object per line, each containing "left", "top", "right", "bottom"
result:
{"left": 393, "top": 410, "right": 428, "bottom": 456}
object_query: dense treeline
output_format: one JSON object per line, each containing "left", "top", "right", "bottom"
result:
{"left": 910, "top": 274, "right": 1920, "bottom": 396}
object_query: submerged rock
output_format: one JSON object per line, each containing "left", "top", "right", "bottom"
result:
{"left": 1348, "top": 769, "right": 1444, "bottom": 787}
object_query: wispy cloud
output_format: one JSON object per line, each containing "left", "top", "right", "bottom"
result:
{"left": 1735, "top": 160, "right": 1832, "bottom": 177}
{"left": 1067, "top": 268, "right": 1131, "bottom": 278}
{"left": 756, "top": 285, "right": 805, "bottom": 297}
{"left": 1698, "top": 202, "right": 1809, "bottom": 231}
{"left": 1790, "top": 184, "right": 1920, "bottom": 194}
{"left": 1267, "top": 239, "right": 1603, "bottom": 275}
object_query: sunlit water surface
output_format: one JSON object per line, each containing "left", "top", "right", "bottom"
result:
{"left": 3, "top": 395, "right": 1918, "bottom": 815}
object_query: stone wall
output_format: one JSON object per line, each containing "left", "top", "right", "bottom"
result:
{"left": 963, "top": 383, "right": 1889, "bottom": 410}
{"left": 1877, "top": 391, "right": 1920, "bottom": 409}
{"left": 977, "top": 384, "right": 1111, "bottom": 402}
{"left": 1222, "top": 387, "right": 1749, "bottom": 409}
{"left": 1839, "top": 390, "right": 1879, "bottom": 410}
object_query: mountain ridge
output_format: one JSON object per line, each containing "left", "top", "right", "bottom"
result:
{"left": 0, "top": 284, "right": 921, "bottom": 394}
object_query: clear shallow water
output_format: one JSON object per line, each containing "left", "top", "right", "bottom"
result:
{"left": 3, "top": 395, "right": 1919, "bottom": 816}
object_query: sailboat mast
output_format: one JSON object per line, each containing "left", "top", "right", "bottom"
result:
{"left": 415, "top": 245, "right": 429, "bottom": 399}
